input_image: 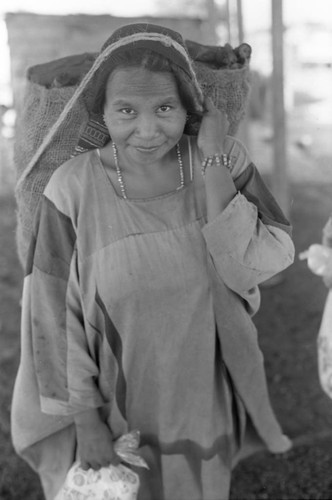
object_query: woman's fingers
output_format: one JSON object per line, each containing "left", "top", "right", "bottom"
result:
{"left": 111, "top": 454, "right": 121, "bottom": 466}
{"left": 79, "top": 454, "right": 120, "bottom": 470}
{"left": 203, "top": 96, "right": 215, "bottom": 112}
{"left": 79, "top": 460, "right": 91, "bottom": 470}
{"left": 197, "top": 97, "right": 229, "bottom": 156}
{"left": 202, "top": 96, "right": 228, "bottom": 126}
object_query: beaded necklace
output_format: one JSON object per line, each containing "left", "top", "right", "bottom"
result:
{"left": 112, "top": 142, "right": 184, "bottom": 199}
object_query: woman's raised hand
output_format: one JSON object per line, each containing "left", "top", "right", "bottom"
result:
{"left": 197, "top": 97, "right": 229, "bottom": 157}
{"left": 196, "top": 97, "right": 236, "bottom": 220}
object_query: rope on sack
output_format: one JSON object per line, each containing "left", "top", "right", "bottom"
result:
{"left": 16, "top": 44, "right": 113, "bottom": 191}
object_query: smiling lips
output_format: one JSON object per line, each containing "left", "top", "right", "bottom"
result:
{"left": 135, "top": 145, "right": 161, "bottom": 153}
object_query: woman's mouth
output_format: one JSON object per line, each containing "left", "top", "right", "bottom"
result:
{"left": 135, "top": 145, "right": 160, "bottom": 153}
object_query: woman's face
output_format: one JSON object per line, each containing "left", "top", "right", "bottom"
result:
{"left": 103, "top": 67, "right": 187, "bottom": 165}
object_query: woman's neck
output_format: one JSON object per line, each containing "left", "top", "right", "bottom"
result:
{"left": 99, "top": 137, "right": 189, "bottom": 199}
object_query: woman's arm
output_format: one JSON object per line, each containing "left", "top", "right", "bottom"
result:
{"left": 202, "top": 191, "right": 294, "bottom": 294}
{"left": 28, "top": 196, "right": 103, "bottom": 415}
{"left": 197, "top": 97, "right": 237, "bottom": 220}
{"left": 196, "top": 101, "right": 294, "bottom": 294}
{"left": 27, "top": 193, "right": 117, "bottom": 468}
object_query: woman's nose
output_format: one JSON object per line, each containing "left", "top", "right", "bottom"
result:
{"left": 134, "top": 114, "right": 159, "bottom": 139}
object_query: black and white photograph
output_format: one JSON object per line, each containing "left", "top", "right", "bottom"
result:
{"left": 1, "top": 1, "right": 332, "bottom": 499}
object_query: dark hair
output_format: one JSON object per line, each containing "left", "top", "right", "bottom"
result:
{"left": 88, "top": 48, "right": 202, "bottom": 127}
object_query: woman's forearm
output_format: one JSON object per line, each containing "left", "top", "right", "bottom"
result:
{"left": 204, "top": 164, "right": 237, "bottom": 221}
{"left": 74, "top": 407, "right": 103, "bottom": 428}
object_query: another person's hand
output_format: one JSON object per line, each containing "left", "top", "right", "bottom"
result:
{"left": 322, "top": 274, "right": 332, "bottom": 289}
{"left": 197, "top": 97, "right": 229, "bottom": 157}
{"left": 74, "top": 408, "right": 120, "bottom": 470}
{"left": 300, "top": 244, "right": 332, "bottom": 289}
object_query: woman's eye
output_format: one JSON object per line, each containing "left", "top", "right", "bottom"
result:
{"left": 159, "top": 105, "right": 171, "bottom": 112}
{"left": 120, "top": 108, "right": 135, "bottom": 115}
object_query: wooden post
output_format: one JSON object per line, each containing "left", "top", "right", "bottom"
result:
{"left": 225, "top": 0, "right": 231, "bottom": 43}
{"left": 236, "top": 0, "right": 244, "bottom": 43}
{"left": 206, "top": 0, "right": 218, "bottom": 44}
{"left": 260, "top": 0, "right": 289, "bottom": 287}
{"left": 235, "top": 0, "right": 250, "bottom": 148}
{"left": 271, "top": 0, "right": 289, "bottom": 215}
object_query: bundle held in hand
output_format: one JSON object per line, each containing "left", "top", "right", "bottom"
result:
{"left": 14, "top": 36, "right": 251, "bottom": 266}
{"left": 55, "top": 430, "right": 148, "bottom": 500}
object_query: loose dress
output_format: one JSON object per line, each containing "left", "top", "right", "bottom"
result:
{"left": 11, "top": 135, "right": 294, "bottom": 500}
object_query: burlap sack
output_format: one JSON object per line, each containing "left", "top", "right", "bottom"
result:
{"left": 14, "top": 46, "right": 251, "bottom": 266}
{"left": 194, "top": 62, "right": 250, "bottom": 135}
{"left": 14, "top": 85, "right": 89, "bottom": 265}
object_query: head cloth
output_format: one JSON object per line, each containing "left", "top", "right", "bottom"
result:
{"left": 84, "top": 23, "right": 204, "bottom": 114}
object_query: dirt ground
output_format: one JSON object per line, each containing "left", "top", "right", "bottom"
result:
{"left": 1, "top": 115, "right": 332, "bottom": 499}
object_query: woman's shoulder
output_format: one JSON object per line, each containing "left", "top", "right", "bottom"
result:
{"left": 223, "top": 135, "right": 252, "bottom": 178}
{"left": 45, "top": 150, "right": 97, "bottom": 196}
{"left": 44, "top": 149, "right": 98, "bottom": 212}
{"left": 49, "top": 150, "right": 96, "bottom": 183}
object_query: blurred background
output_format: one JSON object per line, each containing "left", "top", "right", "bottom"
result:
{"left": 2, "top": 1, "right": 332, "bottom": 499}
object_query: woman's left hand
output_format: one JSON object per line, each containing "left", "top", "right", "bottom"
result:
{"left": 197, "top": 97, "right": 229, "bottom": 157}
{"left": 196, "top": 97, "right": 236, "bottom": 220}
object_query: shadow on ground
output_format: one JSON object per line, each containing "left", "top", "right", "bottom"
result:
{"left": 231, "top": 435, "right": 332, "bottom": 499}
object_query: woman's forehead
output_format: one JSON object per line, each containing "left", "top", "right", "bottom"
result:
{"left": 105, "top": 67, "right": 180, "bottom": 101}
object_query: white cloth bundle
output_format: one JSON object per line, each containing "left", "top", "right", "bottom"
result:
{"left": 55, "top": 430, "right": 148, "bottom": 500}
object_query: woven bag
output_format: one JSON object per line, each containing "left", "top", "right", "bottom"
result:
{"left": 14, "top": 85, "right": 90, "bottom": 264}
{"left": 14, "top": 42, "right": 251, "bottom": 266}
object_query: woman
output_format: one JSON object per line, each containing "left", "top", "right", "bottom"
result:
{"left": 12, "top": 23, "right": 294, "bottom": 500}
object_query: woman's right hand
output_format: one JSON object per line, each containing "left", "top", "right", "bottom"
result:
{"left": 74, "top": 408, "right": 120, "bottom": 470}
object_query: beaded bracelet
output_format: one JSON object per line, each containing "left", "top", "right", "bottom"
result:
{"left": 201, "top": 153, "right": 232, "bottom": 176}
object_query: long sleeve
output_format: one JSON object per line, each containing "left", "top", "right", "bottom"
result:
{"left": 201, "top": 138, "right": 294, "bottom": 296}
{"left": 26, "top": 194, "right": 105, "bottom": 416}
